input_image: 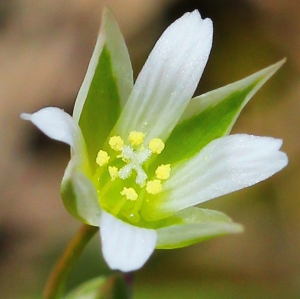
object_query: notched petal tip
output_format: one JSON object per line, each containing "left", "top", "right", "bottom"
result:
{"left": 278, "top": 150, "right": 288, "bottom": 168}
{"left": 20, "top": 113, "right": 31, "bottom": 120}
{"left": 21, "top": 107, "right": 81, "bottom": 149}
{"left": 100, "top": 211, "right": 157, "bottom": 272}
{"left": 180, "top": 9, "right": 212, "bottom": 27}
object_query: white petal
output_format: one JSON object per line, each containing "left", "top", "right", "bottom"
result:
{"left": 22, "top": 107, "right": 98, "bottom": 224}
{"left": 115, "top": 10, "right": 213, "bottom": 143}
{"left": 100, "top": 211, "right": 157, "bottom": 272}
{"left": 159, "top": 134, "right": 288, "bottom": 216}
{"left": 21, "top": 107, "right": 84, "bottom": 157}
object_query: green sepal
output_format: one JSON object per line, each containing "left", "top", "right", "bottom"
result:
{"left": 64, "top": 276, "right": 131, "bottom": 299}
{"left": 156, "top": 207, "right": 243, "bottom": 249}
{"left": 156, "top": 60, "right": 285, "bottom": 166}
{"left": 73, "top": 8, "right": 133, "bottom": 171}
{"left": 61, "top": 157, "right": 101, "bottom": 226}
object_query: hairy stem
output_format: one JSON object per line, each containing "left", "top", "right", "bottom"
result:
{"left": 43, "top": 224, "right": 99, "bottom": 299}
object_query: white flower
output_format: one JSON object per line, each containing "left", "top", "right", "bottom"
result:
{"left": 21, "top": 8, "right": 288, "bottom": 272}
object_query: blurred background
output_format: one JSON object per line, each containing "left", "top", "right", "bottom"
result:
{"left": 0, "top": 0, "right": 299, "bottom": 298}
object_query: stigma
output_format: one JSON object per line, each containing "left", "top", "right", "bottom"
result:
{"left": 105, "top": 131, "right": 168, "bottom": 187}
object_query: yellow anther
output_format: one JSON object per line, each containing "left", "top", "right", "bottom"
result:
{"left": 149, "top": 138, "right": 165, "bottom": 154}
{"left": 155, "top": 164, "right": 171, "bottom": 180}
{"left": 117, "top": 153, "right": 129, "bottom": 163}
{"left": 96, "top": 150, "right": 110, "bottom": 166}
{"left": 120, "top": 187, "right": 138, "bottom": 201}
{"left": 146, "top": 180, "right": 162, "bottom": 194}
{"left": 108, "top": 166, "right": 119, "bottom": 180}
{"left": 129, "top": 131, "right": 145, "bottom": 146}
{"left": 109, "top": 136, "right": 124, "bottom": 151}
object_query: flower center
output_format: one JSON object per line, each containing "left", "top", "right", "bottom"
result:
{"left": 94, "top": 131, "right": 171, "bottom": 224}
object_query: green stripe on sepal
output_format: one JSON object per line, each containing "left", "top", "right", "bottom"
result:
{"left": 74, "top": 8, "right": 133, "bottom": 171}
{"left": 79, "top": 46, "right": 122, "bottom": 170}
{"left": 61, "top": 179, "right": 85, "bottom": 223}
{"left": 61, "top": 158, "right": 101, "bottom": 226}
{"left": 156, "top": 207, "right": 243, "bottom": 249}
{"left": 157, "top": 60, "right": 285, "bottom": 166}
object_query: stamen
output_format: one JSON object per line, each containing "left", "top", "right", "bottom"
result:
{"left": 146, "top": 180, "right": 162, "bottom": 194}
{"left": 96, "top": 150, "right": 110, "bottom": 166}
{"left": 129, "top": 131, "right": 145, "bottom": 146}
{"left": 108, "top": 166, "right": 119, "bottom": 180}
{"left": 149, "top": 138, "right": 165, "bottom": 154}
{"left": 109, "top": 136, "right": 124, "bottom": 151}
{"left": 120, "top": 187, "right": 138, "bottom": 201}
{"left": 96, "top": 131, "right": 171, "bottom": 222}
{"left": 155, "top": 164, "right": 171, "bottom": 180}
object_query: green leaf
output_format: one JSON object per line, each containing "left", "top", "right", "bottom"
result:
{"left": 73, "top": 8, "right": 133, "bottom": 171}
{"left": 64, "top": 275, "right": 131, "bottom": 299}
{"left": 156, "top": 207, "right": 243, "bottom": 249}
{"left": 156, "top": 60, "right": 285, "bottom": 166}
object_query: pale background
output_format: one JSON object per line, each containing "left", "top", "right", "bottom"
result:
{"left": 0, "top": 0, "right": 299, "bottom": 298}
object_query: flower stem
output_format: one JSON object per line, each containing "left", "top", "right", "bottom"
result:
{"left": 43, "top": 224, "right": 99, "bottom": 299}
